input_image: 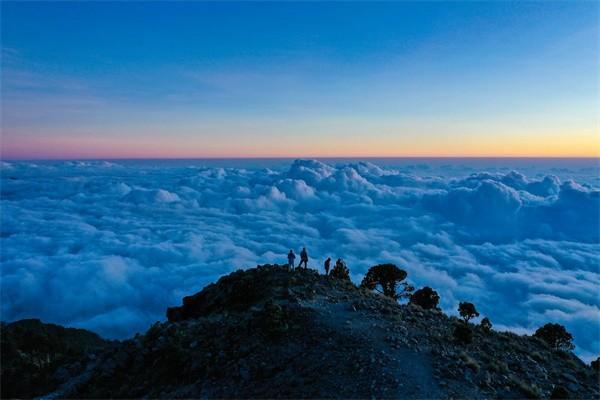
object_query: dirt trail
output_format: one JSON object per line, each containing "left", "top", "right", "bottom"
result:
{"left": 302, "top": 296, "right": 443, "bottom": 399}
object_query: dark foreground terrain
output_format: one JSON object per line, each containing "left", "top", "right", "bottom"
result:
{"left": 2, "top": 265, "right": 599, "bottom": 399}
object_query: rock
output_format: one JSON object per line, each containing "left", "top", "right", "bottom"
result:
{"left": 566, "top": 382, "right": 579, "bottom": 393}
{"left": 561, "top": 372, "right": 577, "bottom": 384}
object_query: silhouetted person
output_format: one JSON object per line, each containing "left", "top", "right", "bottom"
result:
{"left": 298, "top": 247, "right": 309, "bottom": 269}
{"left": 287, "top": 250, "right": 296, "bottom": 270}
{"left": 324, "top": 257, "right": 331, "bottom": 275}
{"left": 335, "top": 258, "right": 343, "bottom": 270}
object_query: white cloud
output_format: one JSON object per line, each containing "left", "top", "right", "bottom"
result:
{"left": 1, "top": 159, "right": 598, "bottom": 361}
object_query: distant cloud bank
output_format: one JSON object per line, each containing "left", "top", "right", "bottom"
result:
{"left": 1, "top": 159, "right": 598, "bottom": 361}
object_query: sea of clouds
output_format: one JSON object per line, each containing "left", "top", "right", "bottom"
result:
{"left": 1, "top": 158, "right": 599, "bottom": 361}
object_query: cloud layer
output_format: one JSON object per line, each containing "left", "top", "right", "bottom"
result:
{"left": 1, "top": 159, "right": 599, "bottom": 361}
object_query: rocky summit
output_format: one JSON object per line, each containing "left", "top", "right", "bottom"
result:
{"left": 3, "top": 265, "right": 599, "bottom": 399}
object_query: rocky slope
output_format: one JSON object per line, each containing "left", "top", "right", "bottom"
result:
{"left": 3, "top": 265, "right": 599, "bottom": 399}
{"left": 1, "top": 319, "right": 109, "bottom": 398}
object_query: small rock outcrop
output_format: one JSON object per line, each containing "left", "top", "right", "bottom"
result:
{"left": 3, "top": 265, "right": 599, "bottom": 399}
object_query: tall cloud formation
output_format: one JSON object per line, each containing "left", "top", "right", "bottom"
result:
{"left": 1, "top": 159, "right": 599, "bottom": 361}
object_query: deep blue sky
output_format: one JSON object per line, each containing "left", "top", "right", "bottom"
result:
{"left": 2, "top": 2, "right": 598, "bottom": 158}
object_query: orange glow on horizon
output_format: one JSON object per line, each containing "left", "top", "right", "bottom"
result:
{"left": 2, "top": 129, "right": 599, "bottom": 160}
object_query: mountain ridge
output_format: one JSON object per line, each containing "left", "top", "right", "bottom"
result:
{"left": 2, "top": 265, "right": 598, "bottom": 399}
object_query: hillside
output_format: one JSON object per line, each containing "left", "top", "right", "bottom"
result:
{"left": 1, "top": 319, "right": 110, "bottom": 398}
{"left": 3, "top": 265, "right": 599, "bottom": 399}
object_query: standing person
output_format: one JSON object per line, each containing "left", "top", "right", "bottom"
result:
{"left": 287, "top": 250, "right": 296, "bottom": 270}
{"left": 324, "top": 257, "right": 331, "bottom": 275}
{"left": 298, "top": 247, "right": 309, "bottom": 269}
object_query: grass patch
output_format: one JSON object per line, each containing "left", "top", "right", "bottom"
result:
{"left": 488, "top": 359, "right": 509, "bottom": 373}
{"left": 459, "top": 351, "right": 480, "bottom": 373}
{"left": 512, "top": 378, "right": 542, "bottom": 399}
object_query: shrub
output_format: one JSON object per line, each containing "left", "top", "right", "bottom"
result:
{"left": 360, "top": 263, "right": 414, "bottom": 300}
{"left": 409, "top": 287, "right": 440, "bottom": 309}
{"left": 330, "top": 259, "right": 350, "bottom": 281}
{"left": 533, "top": 323, "right": 574, "bottom": 351}
{"left": 488, "top": 359, "right": 509, "bottom": 373}
{"left": 453, "top": 323, "right": 473, "bottom": 344}
{"left": 258, "top": 300, "right": 288, "bottom": 339}
{"left": 459, "top": 352, "right": 480, "bottom": 372}
{"left": 530, "top": 351, "right": 544, "bottom": 363}
{"left": 480, "top": 317, "right": 492, "bottom": 332}
{"left": 143, "top": 322, "right": 164, "bottom": 345}
{"left": 515, "top": 380, "right": 542, "bottom": 399}
{"left": 591, "top": 357, "right": 599, "bottom": 376}
{"left": 458, "top": 302, "right": 479, "bottom": 323}
{"left": 550, "top": 386, "right": 569, "bottom": 399}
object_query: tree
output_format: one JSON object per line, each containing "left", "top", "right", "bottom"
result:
{"left": 458, "top": 302, "right": 479, "bottom": 323}
{"left": 590, "top": 357, "right": 599, "bottom": 375}
{"left": 480, "top": 317, "right": 492, "bottom": 332}
{"left": 453, "top": 323, "right": 473, "bottom": 344}
{"left": 330, "top": 259, "right": 350, "bottom": 281}
{"left": 360, "top": 264, "right": 414, "bottom": 300}
{"left": 409, "top": 287, "right": 440, "bottom": 309}
{"left": 533, "top": 323, "right": 574, "bottom": 351}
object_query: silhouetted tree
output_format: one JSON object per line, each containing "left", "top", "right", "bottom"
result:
{"left": 533, "top": 323, "right": 574, "bottom": 351}
{"left": 480, "top": 317, "right": 492, "bottom": 332}
{"left": 330, "top": 259, "right": 350, "bottom": 281}
{"left": 360, "top": 263, "right": 414, "bottom": 300}
{"left": 590, "top": 357, "right": 599, "bottom": 376}
{"left": 453, "top": 323, "right": 472, "bottom": 344}
{"left": 458, "top": 302, "right": 479, "bottom": 323}
{"left": 409, "top": 287, "right": 440, "bottom": 309}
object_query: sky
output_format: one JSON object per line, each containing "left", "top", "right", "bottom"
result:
{"left": 1, "top": 1, "right": 599, "bottom": 159}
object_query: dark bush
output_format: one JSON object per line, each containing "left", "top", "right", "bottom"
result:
{"left": 480, "top": 317, "right": 492, "bottom": 332}
{"left": 533, "top": 323, "right": 574, "bottom": 351}
{"left": 360, "top": 263, "right": 414, "bottom": 300}
{"left": 591, "top": 357, "right": 599, "bottom": 375}
{"left": 258, "top": 300, "right": 289, "bottom": 339}
{"left": 550, "top": 386, "right": 569, "bottom": 399}
{"left": 458, "top": 302, "right": 479, "bottom": 323}
{"left": 453, "top": 323, "right": 473, "bottom": 344}
{"left": 330, "top": 259, "right": 350, "bottom": 281}
{"left": 409, "top": 287, "right": 440, "bottom": 309}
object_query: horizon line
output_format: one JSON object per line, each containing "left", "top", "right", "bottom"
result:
{"left": 2, "top": 155, "right": 599, "bottom": 162}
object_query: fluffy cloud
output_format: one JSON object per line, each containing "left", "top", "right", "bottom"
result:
{"left": 1, "top": 159, "right": 598, "bottom": 361}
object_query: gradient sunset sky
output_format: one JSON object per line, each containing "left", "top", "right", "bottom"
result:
{"left": 1, "top": 1, "right": 599, "bottom": 159}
